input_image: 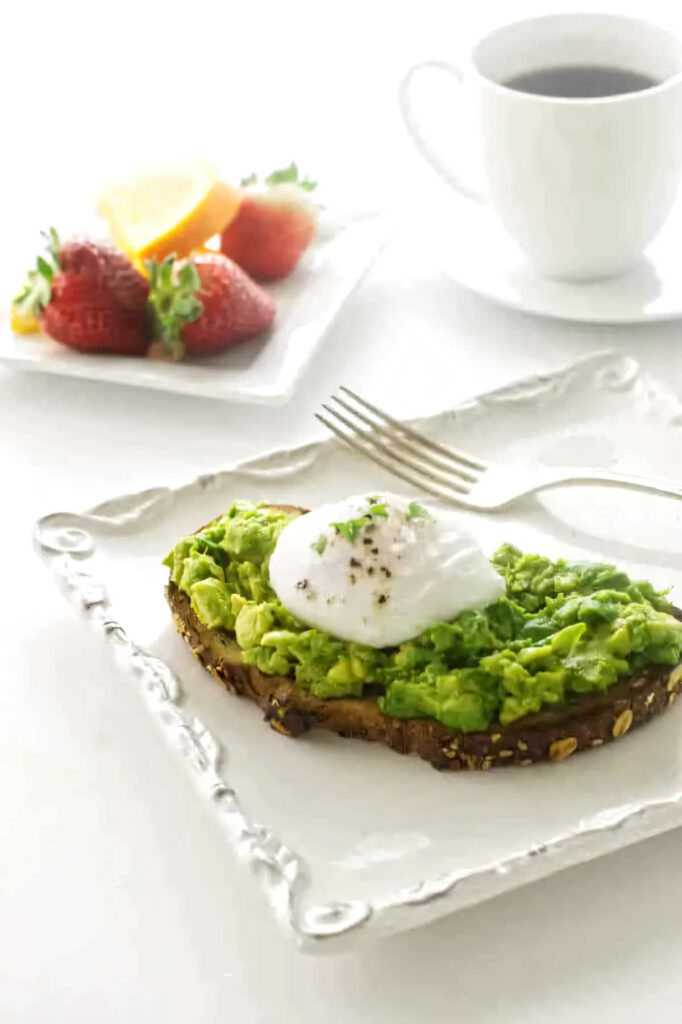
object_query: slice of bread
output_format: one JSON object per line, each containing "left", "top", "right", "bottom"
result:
{"left": 165, "top": 505, "right": 682, "bottom": 769}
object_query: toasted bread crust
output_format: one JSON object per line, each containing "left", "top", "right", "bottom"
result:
{"left": 166, "top": 582, "right": 682, "bottom": 770}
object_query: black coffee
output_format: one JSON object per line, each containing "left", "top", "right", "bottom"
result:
{"left": 503, "top": 65, "right": 659, "bottom": 98}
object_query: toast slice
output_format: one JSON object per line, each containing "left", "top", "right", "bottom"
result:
{"left": 165, "top": 503, "right": 682, "bottom": 769}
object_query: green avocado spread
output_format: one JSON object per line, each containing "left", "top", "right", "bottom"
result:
{"left": 164, "top": 502, "right": 682, "bottom": 733}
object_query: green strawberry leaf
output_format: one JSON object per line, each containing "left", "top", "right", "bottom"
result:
{"left": 146, "top": 255, "right": 203, "bottom": 359}
{"left": 14, "top": 227, "right": 61, "bottom": 314}
{"left": 178, "top": 260, "right": 200, "bottom": 291}
{"left": 44, "top": 227, "right": 60, "bottom": 263}
{"left": 241, "top": 163, "right": 317, "bottom": 192}
{"left": 36, "top": 256, "right": 53, "bottom": 281}
{"left": 265, "top": 161, "right": 299, "bottom": 185}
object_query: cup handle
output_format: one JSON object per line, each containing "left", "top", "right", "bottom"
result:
{"left": 399, "top": 60, "right": 484, "bottom": 203}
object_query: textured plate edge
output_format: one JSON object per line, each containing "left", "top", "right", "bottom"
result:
{"left": 1, "top": 215, "right": 390, "bottom": 405}
{"left": 32, "top": 348, "right": 682, "bottom": 952}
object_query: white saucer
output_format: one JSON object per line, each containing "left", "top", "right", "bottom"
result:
{"left": 426, "top": 189, "right": 682, "bottom": 324}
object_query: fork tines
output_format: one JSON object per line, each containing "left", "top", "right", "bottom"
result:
{"left": 316, "top": 387, "right": 487, "bottom": 501}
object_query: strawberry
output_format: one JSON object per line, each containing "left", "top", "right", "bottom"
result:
{"left": 14, "top": 230, "right": 151, "bottom": 355}
{"left": 219, "top": 162, "right": 318, "bottom": 281}
{"left": 146, "top": 252, "right": 275, "bottom": 358}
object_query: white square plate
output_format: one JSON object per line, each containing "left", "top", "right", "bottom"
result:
{"left": 36, "top": 351, "right": 682, "bottom": 951}
{"left": 2, "top": 210, "right": 387, "bottom": 403}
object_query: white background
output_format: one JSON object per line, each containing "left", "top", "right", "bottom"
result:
{"left": 5, "top": 0, "right": 682, "bottom": 1020}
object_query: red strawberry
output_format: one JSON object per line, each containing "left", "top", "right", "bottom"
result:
{"left": 15, "top": 229, "right": 151, "bottom": 355}
{"left": 219, "top": 162, "right": 317, "bottom": 281}
{"left": 146, "top": 252, "right": 275, "bottom": 359}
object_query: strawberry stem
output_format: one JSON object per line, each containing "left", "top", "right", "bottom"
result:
{"left": 146, "top": 255, "right": 203, "bottom": 359}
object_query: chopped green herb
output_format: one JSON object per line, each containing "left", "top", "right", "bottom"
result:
{"left": 311, "top": 534, "right": 328, "bottom": 556}
{"left": 331, "top": 516, "right": 370, "bottom": 543}
{"left": 407, "top": 501, "right": 432, "bottom": 521}
{"left": 369, "top": 502, "right": 389, "bottom": 518}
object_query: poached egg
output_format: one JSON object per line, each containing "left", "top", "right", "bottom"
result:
{"left": 268, "top": 493, "right": 504, "bottom": 648}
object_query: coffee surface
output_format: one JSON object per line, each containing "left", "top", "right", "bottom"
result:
{"left": 503, "top": 65, "right": 659, "bottom": 98}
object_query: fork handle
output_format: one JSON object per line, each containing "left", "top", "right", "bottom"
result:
{"left": 536, "top": 469, "right": 682, "bottom": 501}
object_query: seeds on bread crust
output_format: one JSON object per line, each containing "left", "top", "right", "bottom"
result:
{"left": 549, "top": 737, "right": 578, "bottom": 763}
{"left": 612, "top": 709, "right": 633, "bottom": 738}
{"left": 667, "top": 664, "right": 682, "bottom": 691}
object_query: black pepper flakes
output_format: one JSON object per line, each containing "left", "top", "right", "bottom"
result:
{"left": 377, "top": 593, "right": 389, "bottom": 605}
{"left": 363, "top": 537, "right": 373, "bottom": 546}
{"left": 349, "top": 557, "right": 361, "bottom": 568}
{"left": 295, "top": 579, "right": 309, "bottom": 590}
{"left": 380, "top": 567, "right": 392, "bottom": 578}
{"left": 370, "top": 547, "right": 379, "bottom": 555}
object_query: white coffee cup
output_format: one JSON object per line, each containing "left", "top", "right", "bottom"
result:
{"left": 400, "top": 14, "right": 682, "bottom": 280}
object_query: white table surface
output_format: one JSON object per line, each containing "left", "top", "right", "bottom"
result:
{"left": 5, "top": 0, "right": 682, "bottom": 1020}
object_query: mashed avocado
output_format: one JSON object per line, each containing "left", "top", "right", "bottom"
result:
{"left": 164, "top": 502, "right": 682, "bottom": 732}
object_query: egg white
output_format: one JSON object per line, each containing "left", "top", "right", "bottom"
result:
{"left": 268, "top": 493, "right": 505, "bottom": 648}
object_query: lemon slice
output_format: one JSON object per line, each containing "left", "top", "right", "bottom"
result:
{"left": 97, "top": 160, "right": 241, "bottom": 262}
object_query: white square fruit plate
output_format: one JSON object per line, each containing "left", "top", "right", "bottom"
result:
{"left": 1, "top": 210, "right": 387, "bottom": 403}
{"left": 35, "top": 351, "right": 682, "bottom": 952}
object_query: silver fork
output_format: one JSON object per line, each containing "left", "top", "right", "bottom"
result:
{"left": 316, "top": 387, "right": 682, "bottom": 512}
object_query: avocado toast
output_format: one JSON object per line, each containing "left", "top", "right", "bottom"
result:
{"left": 164, "top": 500, "right": 682, "bottom": 770}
